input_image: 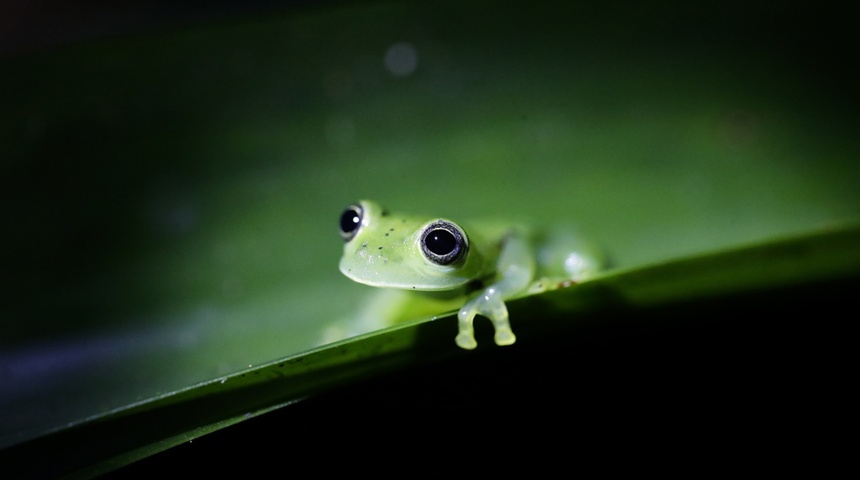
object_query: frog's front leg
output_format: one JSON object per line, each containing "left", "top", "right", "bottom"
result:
{"left": 456, "top": 233, "right": 535, "bottom": 350}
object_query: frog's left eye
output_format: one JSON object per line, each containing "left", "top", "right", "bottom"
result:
{"left": 420, "top": 221, "right": 468, "bottom": 265}
{"left": 339, "top": 204, "right": 363, "bottom": 242}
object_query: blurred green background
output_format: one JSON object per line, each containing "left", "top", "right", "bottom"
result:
{"left": 1, "top": 1, "right": 858, "bottom": 446}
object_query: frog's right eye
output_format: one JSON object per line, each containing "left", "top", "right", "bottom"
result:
{"left": 420, "top": 220, "right": 468, "bottom": 266}
{"left": 339, "top": 203, "right": 363, "bottom": 242}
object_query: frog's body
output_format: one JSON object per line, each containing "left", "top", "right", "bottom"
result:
{"left": 336, "top": 200, "right": 604, "bottom": 350}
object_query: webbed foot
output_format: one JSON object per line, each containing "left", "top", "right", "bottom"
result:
{"left": 494, "top": 327, "right": 516, "bottom": 346}
{"left": 456, "top": 332, "right": 478, "bottom": 350}
{"left": 456, "top": 288, "right": 517, "bottom": 349}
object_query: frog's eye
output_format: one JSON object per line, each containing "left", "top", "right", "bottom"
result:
{"left": 339, "top": 204, "right": 363, "bottom": 242}
{"left": 420, "top": 221, "right": 468, "bottom": 265}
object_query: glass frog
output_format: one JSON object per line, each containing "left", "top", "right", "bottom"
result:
{"left": 336, "top": 199, "right": 604, "bottom": 350}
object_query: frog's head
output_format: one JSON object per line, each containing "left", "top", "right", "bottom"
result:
{"left": 338, "top": 200, "right": 488, "bottom": 291}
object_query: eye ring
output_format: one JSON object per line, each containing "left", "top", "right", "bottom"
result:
{"left": 339, "top": 203, "right": 363, "bottom": 242}
{"left": 420, "top": 220, "right": 468, "bottom": 265}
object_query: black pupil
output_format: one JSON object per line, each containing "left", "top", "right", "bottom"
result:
{"left": 340, "top": 208, "right": 360, "bottom": 234}
{"left": 425, "top": 228, "right": 458, "bottom": 256}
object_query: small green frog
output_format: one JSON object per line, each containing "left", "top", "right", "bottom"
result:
{"left": 337, "top": 200, "right": 604, "bottom": 350}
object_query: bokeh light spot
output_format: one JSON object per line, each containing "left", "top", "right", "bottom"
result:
{"left": 383, "top": 41, "right": 418, "bottom": 77}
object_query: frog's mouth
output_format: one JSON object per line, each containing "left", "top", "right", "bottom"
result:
{"left": 338, "top": 256, "right": 474, "bottom": 291}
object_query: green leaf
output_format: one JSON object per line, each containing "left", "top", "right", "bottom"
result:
{"left": 2, "top": 224, "right": 857, "bottom": 477}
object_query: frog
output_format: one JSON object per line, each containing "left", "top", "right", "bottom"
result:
{"left": 336, "top": 199, "right": 604, "bottom": 350}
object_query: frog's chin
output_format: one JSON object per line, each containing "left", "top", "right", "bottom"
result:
{"left": 339, "top": 263, "right": 469, "bottom": 291}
